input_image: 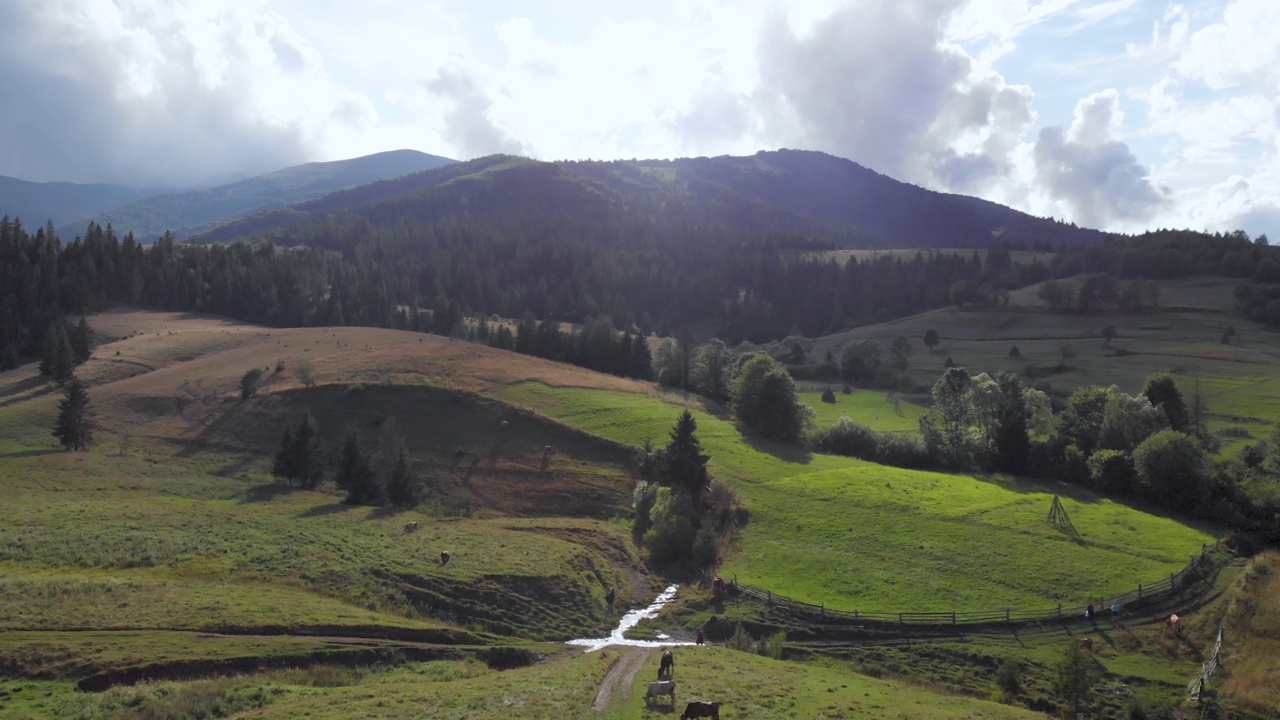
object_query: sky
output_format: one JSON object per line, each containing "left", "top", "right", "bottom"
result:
{"left": 0, "top": 0, "right": 1276, "bottom": 237}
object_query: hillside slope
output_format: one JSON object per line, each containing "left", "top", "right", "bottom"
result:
{"left": 0, "top": 175, "right": 150, "bottom": 228}
{"left": 59, "top": 149, "right": 455, "bottom": 240}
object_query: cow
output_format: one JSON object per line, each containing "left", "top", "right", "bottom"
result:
{"left": 500, "top": 420, "right": 510, "bottom": 429}
{"left": 658, "top": 649, "right": 674, "bottom": 679}
{"left": 1081, "top": 637, "right": 1094, "bottom": 652}
{"left": 403, "top": 521, "right": 419, "bottom": 534}
{"left": 681, "top": 701, "right": 721, "bottom": 719}
{"left": 1166, "top": 614, "right": 1183, "bottom": 634}
{"left": 440, "top": 551, "right": 451, "bottom": 566}
{"left": 644, "top": 680, "right": 676, "bottom": 707}
{"left": 711, "top": 577, "right": 726, "bottom": 596}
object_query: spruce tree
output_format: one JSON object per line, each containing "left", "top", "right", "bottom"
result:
{"left": 384, "top": 445, "right": 419, "bottom": 508}
{"left": 664, "top": 410, "right": 710, "bottom": 512}
{"left": 52, "top": 378, "right": 94, "bottom": 451}
{"left": 40, "top": 321, "right": 76, "bottom": 384}
{"left": 69, "top": 317, "right": 94, "bottom": 364}
{"left": 334, "top": 428, "right": 375, "bottom": 504}
{"left": 272, "top": 412, "right": 324, "bottom": 488}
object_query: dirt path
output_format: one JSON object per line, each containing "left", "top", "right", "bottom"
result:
{"left": 593, "top": 647, "right": 653, "bottom": 712}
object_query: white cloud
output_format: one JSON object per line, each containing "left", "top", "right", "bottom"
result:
{"left": 0, "top": 0, "right": 376, "bottom": 186}
{"left": 1173, "top": 0, "right": 1280, "bottom": 91}
{"left": 1033, "top": 89, "right": 1167, "bottom": 227}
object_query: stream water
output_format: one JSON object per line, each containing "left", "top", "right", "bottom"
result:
{"left": 566, "top": 584, "right": 695, "bottom": 652}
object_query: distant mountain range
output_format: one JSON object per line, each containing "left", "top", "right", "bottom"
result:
{"left": 197, "top": 149, "right": 1111, "bottom": 249}
{"left": 0, "top": 149, "right": 455, "bottom": 240}
{"left": 0, "top": 176, "right": 152, "bottom": 231}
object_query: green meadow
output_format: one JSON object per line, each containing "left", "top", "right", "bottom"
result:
{"left": 488, "top": 382, "right": 1214, "bottom": 612}
{"left": 798, "top": 387, "right": 924, "bottom": 433}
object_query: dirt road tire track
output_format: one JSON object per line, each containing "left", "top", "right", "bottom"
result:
{"left": 593, "top": 647, "right": 652, "bottom": 712}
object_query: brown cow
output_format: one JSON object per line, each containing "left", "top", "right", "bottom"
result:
{"left": 403, "top": 521, "right": 419, "bottom": 534}
{"left": 681, "top": 701, "right": 721, "bottom": 720}
{"left": 440, "top": 551, "right": 451, "bottom": 566}
{"left": 1166, "top": 614, "right": 1183, "bottom": 634}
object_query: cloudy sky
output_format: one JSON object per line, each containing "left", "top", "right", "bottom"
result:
{"left": 0, "top": 0, "right": 1276, "bottom": 236}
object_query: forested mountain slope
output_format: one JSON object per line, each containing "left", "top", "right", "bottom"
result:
{"left": 198, "top": 149, "right": 1111, "bottom": 249}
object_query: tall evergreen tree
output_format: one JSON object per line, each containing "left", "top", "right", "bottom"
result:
{"left": 334, "top": 427, "right": 376, "bottom": 504}
{"left": 69, "top": 316, "right": 95, "bottom": 364}
{"left": 41, "top": 321, "right": 76, "bottom": 386}
{"left": 383, "top": 444, "right": 419, "bottom": 508}
{"left": 991, "top": 372, "right": 1030, "bottom": 474}
{"left": 52, "top": 378, "right": 94, "bottom": 451}
{"left": 272, "top": 412, "right": 325, "bottom": 488}
{"left": 664, "top": 410, "right": 711, "bottom": 513}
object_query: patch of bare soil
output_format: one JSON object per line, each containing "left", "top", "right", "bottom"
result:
{"left": 593, "top": 647, "right": 652, "bottom": 712}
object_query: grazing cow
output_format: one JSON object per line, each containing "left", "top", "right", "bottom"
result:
{"left": 500, "top": 420, "right": 510, "bottom": 429}
{"left": 658, "top": 649, "right": 674, "bottom": 679}
{"left": 440, "top": 551, "right": 451, "bottom": 566}
{"left": 403, "top": 521, "right": 419, "bottom": 534}
{"left": 711, "top": 577, "right": 726, "bottom": 596}
{"left": 1166, "top": 614, "right": 1183, "bottom": 634}
{"left": 1081, "top": 637, "right": 1094, "bottom": 652}
{"left": 645, "top": 680, "right": 676, "bottom": 707}
{"left": 681, "top": 701, "right": 721, "bottom": 720}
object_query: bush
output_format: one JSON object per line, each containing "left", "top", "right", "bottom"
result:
{"left": 726, "top": 623, "right": 755, "bottom": 651}
{"left": 996, "top": 658, "right": 1022, "bottom": 695}
{"left": 766, "top": 631, "right": 786, "bottom": 660}
{"left": 275, "top": 359, "right": 285, "bottom": 373}
{"left": 1009, "top": 345, "right": 1021, "bottom": 358}
{"left": 811, "top": 417, "right": 934, "bottom": 470}
{"left": 240, "top": 368, "right": 264, "bottom": 400}
{"left": 944, "top": 356, "right": 956, "bottom": 368}
{"left": 642, "top": 487, "right": 697, "bottom": 564}
{"left": 821, "top": 386, "right": 836, "bottom": 404}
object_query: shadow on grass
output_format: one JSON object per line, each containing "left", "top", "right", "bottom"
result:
{"left": 0, "top": 374, "right": 48, "bottom": 400}
{"left": 297, "top": 502, "right": 355, "bottom": 518}
{"left": 240, "top": 482, "right": 303, "bottom": 503}
{"left": 741, "top": 432, "right": 812, "bottom": 464}
{"left": 0, "top": 448, "right": 61, "bottom": 458}
{"left": 365, "top": 505, "right": 406, "bottom": 521}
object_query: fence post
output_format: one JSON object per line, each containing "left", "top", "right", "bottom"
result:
{"left": 854, "top": 609, "right": 859, "bottom": 620}
{"left": 821, "top": 604, "right": 825, "bottom": 621}
{"left": 952, "top": 610, "right": 956, "bottom": 625}
{"left": 1138, "top": 584, "right": 1142, "bottom": 601}
{"left": 767, "top": 590, "right": 772, "bottom": 606}
{"left": 1006, "top": 608, "right": 1010, "bottom": 622}
{"left": 898, "top": 612, "right": 903, "bottom": 625}
{"left": 1057, "top": 603, "right": 1061, "bottom": 619}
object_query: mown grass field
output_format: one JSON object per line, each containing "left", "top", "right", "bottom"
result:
{"left": 797, "top": 387, "right": 924, "bottom": 433}
{"left": 489, "top": 382, "right": 1215, "bottom": 612}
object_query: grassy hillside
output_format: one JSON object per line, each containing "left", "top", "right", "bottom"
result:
{"left": 490, "top": 382, "right": 1214, "bottom": 612}
{"left": 0, "top": 307, "right": 1257, "bottom": 718}
{"left": 813, "top": 275, "right": 1280, "bottom": 456}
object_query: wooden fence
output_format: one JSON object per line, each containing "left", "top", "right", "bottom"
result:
{"left": 730, "top": 540, "right": 1224, "bottom": 630}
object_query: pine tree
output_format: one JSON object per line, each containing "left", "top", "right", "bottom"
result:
{"left": 52, "top": 378, "right": 94, "bottom": 451}
{"left": 40, "top": 321, "right": 76, "bottom": 384}
{"left": 69, "top": 317, "right": 94, "bottom": 364}
{"left": 272, "top": 412, "right": 324, "bottom": 488}
{"left": 664, "top": 410, "right": 711, "bottom": 512}
{"left": 384, "top": 444, "right": 419, "bottom": 508}
{"left": 334, "top": 428, "right": 375, "bottom": 504}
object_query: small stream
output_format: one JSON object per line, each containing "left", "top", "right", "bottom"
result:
{"left": 566, "top": 584, "right": 695, "bottom": 652}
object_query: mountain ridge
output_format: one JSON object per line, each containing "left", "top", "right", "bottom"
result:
{"left": 57, "top": 149, "right": 455, "bottom": 240}
{"left": 195, "top": 149, "right": 1112, "bottom": 249}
